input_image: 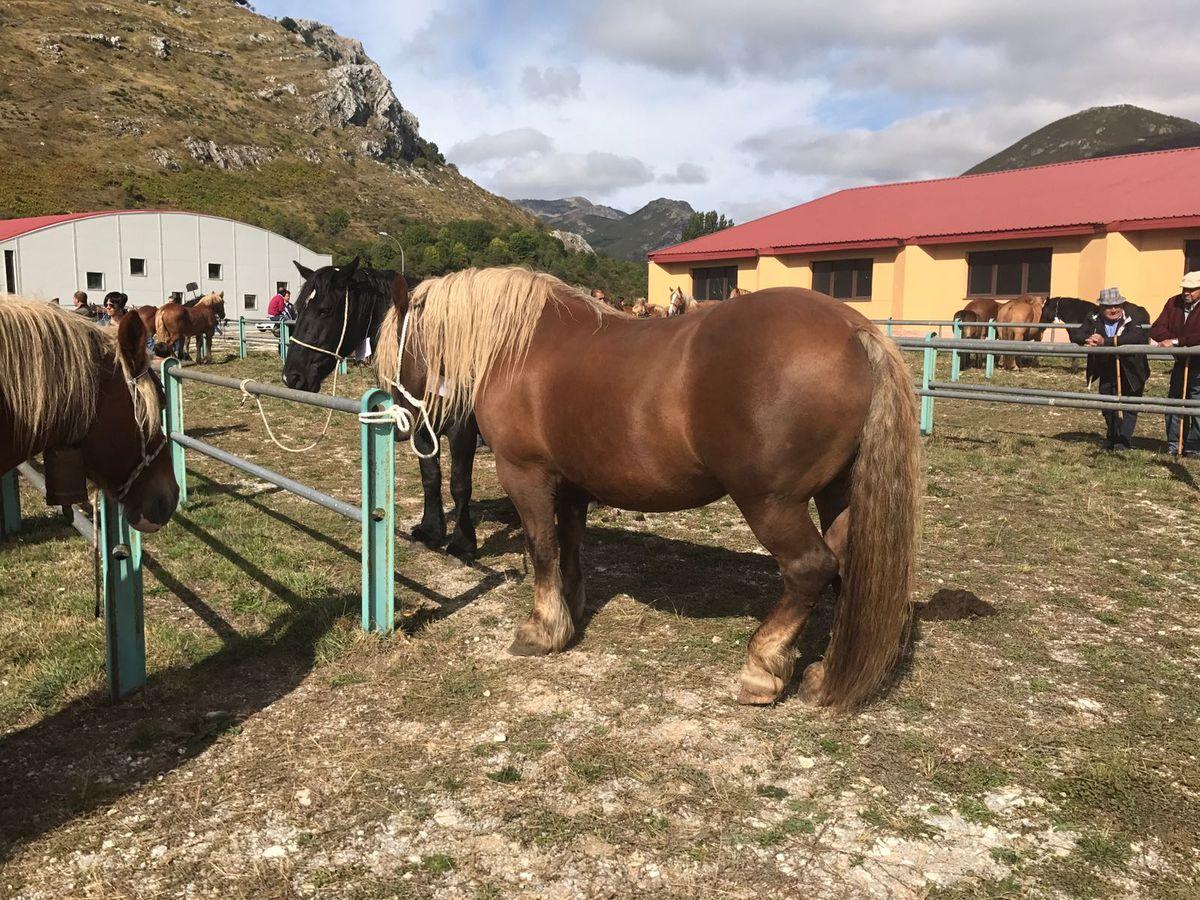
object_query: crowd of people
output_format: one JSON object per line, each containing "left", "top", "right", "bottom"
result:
{"left": 69, "top": 289, "right": 129, "bottom": 326}
{"left": 1072, "top": 271, "right": 1200, "bottom": 457}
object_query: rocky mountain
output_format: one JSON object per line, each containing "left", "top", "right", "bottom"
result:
{"left": 966, "top": 105, "right": 1200, "bottom": 175}
{"left": 0, "top": 0, "right": 530, "bottom": 245}
{"left": 518, "top": 196, "right": 695, "bottom": 261}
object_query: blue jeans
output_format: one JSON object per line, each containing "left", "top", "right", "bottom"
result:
{"left": 1166, "top": 360, "right": 1200, "bottom": 454}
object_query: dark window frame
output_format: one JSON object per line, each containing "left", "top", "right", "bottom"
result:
{"left": 207, "top": 262, "right": 223, "bottom": 280}
{"left": 276, "top": 280, "right": 289, "bottom": 294}
{"left": 86, "top": 271, "right": 105, "bottom": 291}
{"left": 690, "top": 265, "right": 739, "bottom": 301}
{"left": 966, "top": 248, "right": 1052, "bottom": 297}
{"left": 1185, "top": 240, "right": 1200, "bottom": 275}
{"left": 243, "top": 293, "right": 257, "bottom": 310}
{"left": 812, "top": 258, "right": 873, "bottom": 301}
{"left": 129, "top": 257, "right": 147, "bottom": 277}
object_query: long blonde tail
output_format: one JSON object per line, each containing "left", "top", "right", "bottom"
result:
{"left": 819, "top": 326, "right": 923, "bottom": 708}
{"left": 154, "top": 307, "right": 168, "bottom": 344}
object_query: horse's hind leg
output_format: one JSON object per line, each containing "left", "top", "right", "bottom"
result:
{"left": 556, "top": 483, "right": 589, "bottom": 624}
{"left": 445, "top": 415, "right": 479, "bottom": 558}
{"left": 497, "top": 460, "right": 574, "bottom": 656}
{"left": 734, "top": 495, "right": 839, "bottom": 705}
{"left": 410, "top": 431, "right": 447, "bottom": 548}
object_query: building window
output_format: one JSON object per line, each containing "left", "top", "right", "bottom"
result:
{"left": 129, "top": 258, "right": 147, "bottom": 276}
{"left": 243, "top": 293, "right": 257, "bottom": 310}
{"left": 3, "top": 250, "right": 15, "bottom": 295}
{"left": 208, "top": 263, "right": 223, "bottom": 280}
{"left": 691, "top": 266, "right": 738, "bottom": 301}
{"left": 276, "top": 280, "right": 289, "bottom": 294}
{"left": 86, "top": 271, "right": 105, "bottom": 291}
{"left": 169, "top": 291, "right": 183, "bottom": 302}
{"left": 1186, "top": 240, "right": 1200, "bottom": 275}
{"left": 812, "top": 258, "right": 873, "bottom": 300}
{"left": 967, "top": 248, "right": 1051, "bottom": 296}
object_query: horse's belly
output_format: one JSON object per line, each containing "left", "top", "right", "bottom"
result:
{"left": 581, "top": 467, "right": 726, "bottom": 513}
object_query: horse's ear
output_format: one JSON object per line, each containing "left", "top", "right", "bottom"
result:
{"left": 294, "top": 260, "right": 315, "bottom": 280}
{"left": 341, "top": 256, "right": 360, "bottom": 279}
{"left": 115, "top": 303, "right": 148, "bottom": 372}
{"left": 390, "top": 273, "right": 410, "bottom": 316}
{"left": 219, "top": 291, "right": 225, "bottom": 299}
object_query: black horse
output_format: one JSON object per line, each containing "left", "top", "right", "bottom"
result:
{"left": 282, "top": 258, "right": 480, "bottom": 558}
{"left": 1040, "top": 296, "right": 1098, "bottom": 344}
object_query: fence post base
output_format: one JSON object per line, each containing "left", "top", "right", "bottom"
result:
{"left": 921, "top": 331, "right": 937, "bottom": 436}
{"left": 950, "top": 320, "right": 962, "bottom": 382}
{"left": 1, "top": 469, "right": 20, "bottom": 538}
{"left": 101, "top": 493, "right": 146, "bottom": 701}
{"left": 360, "top": 389, "right": 395, "bottom": 633}
{"left": 985, "top": 320, "right": 997, "bottom": 379}
{"left": 162, "top": 358, "right": 187, "bottom": 508}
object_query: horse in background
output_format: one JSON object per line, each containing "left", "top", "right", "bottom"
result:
{"left": 0, "top": 297, "right": 178, "bottom": 531}
{"left": 1040, "top": 296, "right": 1098, "bottom": 344}
{"left": 282, "top": 259, "right": 481, "bottom": 558}
{"left": 630, "top": 298, "right": 666, "bottom": 319}
{"left": 668, "top": 287, "right": 721, "bottom": 316}
{"left": 377, "top": 267, "right": 921, "bottom": 710}
{"left": 154, "top": 292, "right": 225, "bottom": 361}
{"left": 995, "top": 295, "right": 1047, "bottom": 370}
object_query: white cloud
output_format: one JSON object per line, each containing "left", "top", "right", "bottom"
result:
{"left": 492, "top": 151, "right": 654, "bottom": 199}
{"left": 660, "top": 162, "right": 708, "bottom": 185}
{"left": 448, "top": 128, "right": 554, "bottom": 165}
{"left": 519, "top": 65, "right": 582, "bottom": 102}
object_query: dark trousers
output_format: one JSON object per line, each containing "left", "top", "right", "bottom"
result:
{"left": 1097, "top": 377, "right": 1140, "bottom": 448}
{"left": 1166, "top": 360, "right": 1200, "bottom": 454}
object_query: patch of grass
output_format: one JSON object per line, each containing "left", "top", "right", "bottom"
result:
{"left": 989, "top": 846, "right": 1020, "bottom": 866}
{"left": 755, "top": 784, "right": 789, "bottom": 800}
{"left": 487, "top": 766, "right": 521, "bottom": 784}
{"left": 420, "top": 854, "right": 455, "bottom": 874}
{"left": 748, "top": 816, "right": 815, "bottom": 847}
{"left": 956, "top": 797, "right": 995, "bottom": 825}
{"left": 329, "top": 671, "right": 368, "bottom": 689}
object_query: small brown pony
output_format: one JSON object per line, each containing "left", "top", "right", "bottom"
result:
{"left": 377, "top": 268, "right": 921, "bottom": 709}
{"left": 995, "top": 295, "right": 1046, "bottom": 369}
{"left": 0, "top": 297, "right": 178, "bottom": 531}
{"left": 154, "top": 292, "right": 225, "bottom": 361}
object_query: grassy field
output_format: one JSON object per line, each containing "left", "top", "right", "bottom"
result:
{"left": 0, "top": 349, "right": 1198, "bottom": 898}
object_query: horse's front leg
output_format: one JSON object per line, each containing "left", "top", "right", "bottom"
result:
{"left": 496, "top": 458, "right": 573, "bottom": 656}
{"left": 409, "top": 428, "right": 447, "bottom": 548}
{"left": 444, "top": 415, "right": 479, "bottom": 559}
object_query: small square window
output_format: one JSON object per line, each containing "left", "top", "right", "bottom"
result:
{"left": 276, "top": 281, "right": 288, "bottom": 294}
{"left": 129, "top": 258, "right": 147, "bottom": 276}
{"left": 208, "top": 263, "right": 223, "bottom": 280}
{"left": 86, "top": 271, "right": 105, "bottom": 291}
{"left": 243, "top": 293, "right": 257, "bottom": 310}
{"left": 169, "top": 291, "right": 183, "bottom": 302}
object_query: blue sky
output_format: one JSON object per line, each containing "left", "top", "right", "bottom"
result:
{"left": 256, "top": 0, "right": 1200, "bottom": 222}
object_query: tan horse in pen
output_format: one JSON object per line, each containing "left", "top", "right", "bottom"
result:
{"left": 995, "top": 295, "right": 1046, "bottom": 370}
{"left": 154, "top": 292, "right": 225, "bottom": 361}
{"left": 376, "top": 267, "right": 922, "bottom": 709}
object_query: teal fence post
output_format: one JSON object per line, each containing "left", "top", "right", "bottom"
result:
{"left": 0, "top": 469, "right": 20, "bottom": 538}
{"left": 885, "top": 317, "right": 894, "bottom": 337}
{"left": 238, "top": 316, "right": 247, "bottom": 359}
{"left": 278, "top": 321, "right": 290, "bottom": 361}
{"left": 985, "top": 319, "right": 997, "bottom": 380}
{"left": 161, "top": 358, "right": 187, "bottom": 508}
{"left": 100, "top": 493, "right": 145, "bottom": 700}
{"left": 338, "top": 358, "right": 348, "bottom": 376}
{"left": 950, "top": 320, "right": 962, "bottom": 382}
{"left": 360, "top": 388, "right": 395, "bottom": 633}
{"left": 920, "top": 331, "right": 937, "bottom": 436}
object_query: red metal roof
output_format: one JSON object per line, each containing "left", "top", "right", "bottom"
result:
{"left": 0, "top": 210, "right": 171, "bottom": 243}
{"left": 650, "top": 147, "right": 1200, "bottom": 263}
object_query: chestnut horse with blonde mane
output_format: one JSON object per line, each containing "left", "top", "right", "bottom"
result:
{"left": 995, "top": 295, "right": 1046, "bottom": 370}
{"left": 0, "top": 298, "right": 178, "bottom": 531}
{"left": 377, "top": 268, "right": 922, "bottom": 709}
{"left": 154, "top": 292, "right": 225, "bottom": 361}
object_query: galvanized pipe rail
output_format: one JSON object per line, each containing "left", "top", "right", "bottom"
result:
{"left": 2, "top": 464, "right": 145, "bottom": 700}
{"left": 927, "top": 380, "right": 1200, "bottom": 412}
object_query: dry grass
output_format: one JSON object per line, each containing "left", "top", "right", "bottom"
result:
{"left": 0, "top": 349, "right": 1198, "bottom": 898}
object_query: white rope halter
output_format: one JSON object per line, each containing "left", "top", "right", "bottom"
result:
{"left": 366, "top": 303, "right": 441, "bottom": 460}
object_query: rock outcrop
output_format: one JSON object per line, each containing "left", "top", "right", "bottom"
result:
{"left": 550, "top": 230, "right": 595, "bottom": 255}
{"left": 183, "top": 137, "right": 274, "bottom": 170}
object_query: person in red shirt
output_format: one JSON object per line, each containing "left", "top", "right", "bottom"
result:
{"left": 1149, "top": 271, "right": 1200, "bottom": 457}
{"left": 268, "top": 288, "right": 291, "bottom": 320}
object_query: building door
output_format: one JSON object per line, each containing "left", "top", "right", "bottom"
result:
{"left": 3, "top": 250, "right": 15, "bottom": 295}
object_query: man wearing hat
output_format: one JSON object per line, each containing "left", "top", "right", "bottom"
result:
{"left": 1074, "top": 287, "right": 1150, "bottom": 450}
{"left": 1149, "top": 272, "right": 1200, "bottom": 457}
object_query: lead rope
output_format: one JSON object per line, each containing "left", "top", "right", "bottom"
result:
{"left": 362, "top": 305, "right": 441, "bottom": 460}
{"left": 243, "top": 290, "right": 352, "bottom": 454}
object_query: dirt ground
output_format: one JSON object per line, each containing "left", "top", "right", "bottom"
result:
{"left": 1, "top": 350, "right": 1198, "bottom": 898}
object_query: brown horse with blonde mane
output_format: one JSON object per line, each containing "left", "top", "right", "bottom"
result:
{"left": 154, "top": 292, "right": 225, "bottom": 361}
{"left": 0, "top": 298, "right": 178, "bottom": 531}
{"left": 377, "top": 267, "right": 922, "bottom": 709}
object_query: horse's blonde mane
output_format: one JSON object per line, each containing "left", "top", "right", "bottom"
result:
{"left": 0, "top": 297, "right": 160, "bottom": 455}
{"left": 197, "top": 291, "right": 223, "bottom": 307}
{"left": 375, "top": 267, "right": 619, "bottom": 425}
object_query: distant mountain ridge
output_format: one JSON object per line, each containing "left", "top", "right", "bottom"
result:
{"left": 516, "top": 196, "right": 695, "bottom": 261}
{"left": 966, "top": 104, "right": 1200, "bottom": 175}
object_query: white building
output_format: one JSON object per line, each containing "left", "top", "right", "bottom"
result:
{"left": 0, "top": 210, "right": 332, "bottom": 317}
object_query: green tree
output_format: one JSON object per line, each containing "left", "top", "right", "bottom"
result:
{"left": 681, "top": 210, "right": 735, "bottom": 242}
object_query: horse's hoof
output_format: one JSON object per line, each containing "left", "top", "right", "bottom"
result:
{"left": 736, "top": 686, "right": 779, "bottom": 706}
{"left": 737, "top": 662, "right": 786, "bottom": 706}
{"left": 799, "top": 662, "right": 826, "bottom": 705}
{"left": 446, "top": 534, "right": 477, "bottom": 559}
{"left": 411, "top": 525, "right": 446, "bottom": 548}
{"left": 508, "top": 636, "right": 551, "bottom": 657}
